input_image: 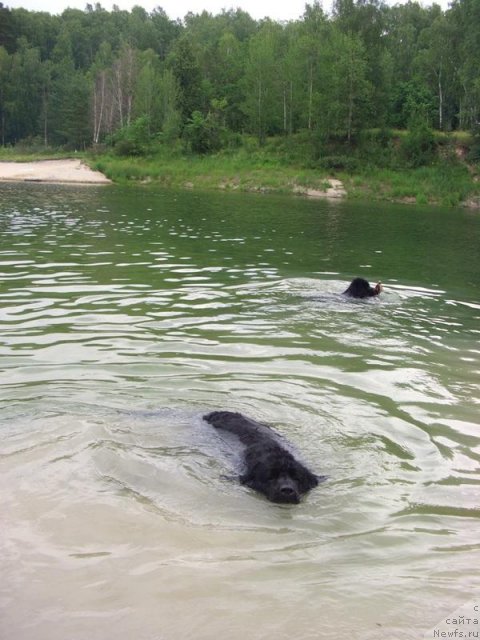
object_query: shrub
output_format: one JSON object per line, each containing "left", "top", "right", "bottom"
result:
{"left": 401, "top": 120, "right": 436, "bottom": 168}
{"left": 465, "top": 137, "right": 480, "bottom": 164}
{"left": 110, "top": 116, "right": 151, "bottom": 157}
{"left": 357, "top": 128, "right": 396, "bottom": 168}
{"left": 317, "top": 155, "right": 360, "bottom": 172}
{"left": 183, "top": 111, "right": 223, "bottom": 154}
{"left": 114, "top": 138, "right": 144, "bottom": 157}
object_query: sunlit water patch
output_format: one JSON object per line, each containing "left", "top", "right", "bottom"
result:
{"left": 1, "top": 183, "right": 479, "bottom": 640}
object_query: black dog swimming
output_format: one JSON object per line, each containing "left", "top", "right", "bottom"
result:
{"left": 203, "top": 411, "right": 323, "bottom": 504}
{"left": 344, "top": 277, "right": 383, "bottom": 298}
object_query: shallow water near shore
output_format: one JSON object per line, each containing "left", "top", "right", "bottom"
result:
{"left": 1, "top": 183, "right": 479, "bottom": 640}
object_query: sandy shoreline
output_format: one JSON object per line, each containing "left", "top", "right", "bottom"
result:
{"left": 0, "top": 159, "right": 111, "bottom": 184}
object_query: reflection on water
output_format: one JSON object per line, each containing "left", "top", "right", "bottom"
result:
{"left": 1, "top": 183, "right": 479, "bottom": 640}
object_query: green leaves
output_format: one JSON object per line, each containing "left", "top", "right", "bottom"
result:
{"left": 0, "top": 0, "right": 479, "bottom": 159}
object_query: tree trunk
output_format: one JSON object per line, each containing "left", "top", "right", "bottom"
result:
{"left": 289, "top": 80, "right": 293, "bottom": 135}
{"left": 308, "top": 62, "right": 313, "bottom": 130}
{"left": 437, "top": 68, "right": 443, "bottom": 130}
{"left": 257, "top": 77, "right": 263, "bottom": 145}
{"left": 42, "top": 86, "right": 48, "bottom": 146}
{"left": 347, "top": 66, "right": 354, "bottom": 143}
{"left": 93, "top": 71, "right": 106, "bottom": 144}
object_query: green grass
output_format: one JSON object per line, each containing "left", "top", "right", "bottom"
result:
{"left": 0, "top": 146, "right": 81, "bottom": 162}
{"left": 2, "top": 134, "right": 479, "bottom": 208}
{"left": 341, "top": 162, "right": 479, "bottom": 207}
{"left": 88, "top": 149, "right": 333, "bottom": 195}
{"left": 89, "top": 148, "right": 480, "bottom": 207}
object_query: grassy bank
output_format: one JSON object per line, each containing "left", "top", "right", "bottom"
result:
{"left": 0, "top": 146, "right": 79, "bottom": 162}
{"left": 88, "top": 145, "right": 480, "bottom": 208}
{"left": 342, "top": 163, "right": 479, "bottom": 207}
{"left": 89, "top": 149, "right": 333, "bottom": 194}
{"left": 2, "top": 133, "right": 480, "bottom": 208}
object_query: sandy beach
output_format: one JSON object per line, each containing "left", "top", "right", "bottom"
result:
{"left": 0, "top": 159, "right": 111, "bottom": 184}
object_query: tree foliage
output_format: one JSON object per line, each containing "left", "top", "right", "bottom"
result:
{"left": 0, "top": 0, "right": 478, "bottom": 152}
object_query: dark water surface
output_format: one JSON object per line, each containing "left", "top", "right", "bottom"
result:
{"left": 1, "top": 183, "right": 479, "bottom": 640}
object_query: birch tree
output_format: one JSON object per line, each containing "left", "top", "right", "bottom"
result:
{"left": 243, "top": 21, "right": 283, "bottom": 144}
{"left": 111, "top": 43, "right": 138, "bottom": 128}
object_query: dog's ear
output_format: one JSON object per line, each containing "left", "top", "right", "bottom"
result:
{"left": 239, "top": 473, "right": 255, "bottom": 488}
{"left": 301, "top": 471, "right": 327, "bottom": 490}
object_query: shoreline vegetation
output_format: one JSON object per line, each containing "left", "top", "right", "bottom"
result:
{"left": 1, "top": 131, "right": 479, "bottom": 208}
{"left": 1, "top": 2, "right": 479, "bottom": 208}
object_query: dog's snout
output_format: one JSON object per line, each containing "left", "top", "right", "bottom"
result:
{"left": 276, "top": 478, "right": 300, "bottom": 503}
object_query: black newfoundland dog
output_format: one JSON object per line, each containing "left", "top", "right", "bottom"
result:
{"left": 344, "top": 277, "right": 383, "bottom": 298}
{"left": 203, "top": 411, "right": 323, "bottom": 504}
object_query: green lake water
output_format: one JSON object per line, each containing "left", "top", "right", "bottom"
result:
{"left": 1, "top": 182, "right": 479, "bottom": 639}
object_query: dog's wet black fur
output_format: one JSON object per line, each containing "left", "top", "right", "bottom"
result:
{"left": 344, "top": 277, "right": 383, "bottom": 299}
{"left": 203, "top": 411, "right": 322, "bottom": 504}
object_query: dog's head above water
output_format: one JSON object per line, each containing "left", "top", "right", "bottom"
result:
{"left": 240, "top": 441, "right": 319, "bottom": 504}
{"left": 344, "top": 277, "right": 383, "bottom": 298}
{"left": 204, "top": 410, "right": 323, "bottom": 504}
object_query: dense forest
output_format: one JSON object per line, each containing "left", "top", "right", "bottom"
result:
{"left": 0, "top": 0, "right": 479, "bottom": 157}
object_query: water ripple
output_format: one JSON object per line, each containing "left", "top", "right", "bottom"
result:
{"left": 1, "top": 185, "right": 479, "bottom": 640}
